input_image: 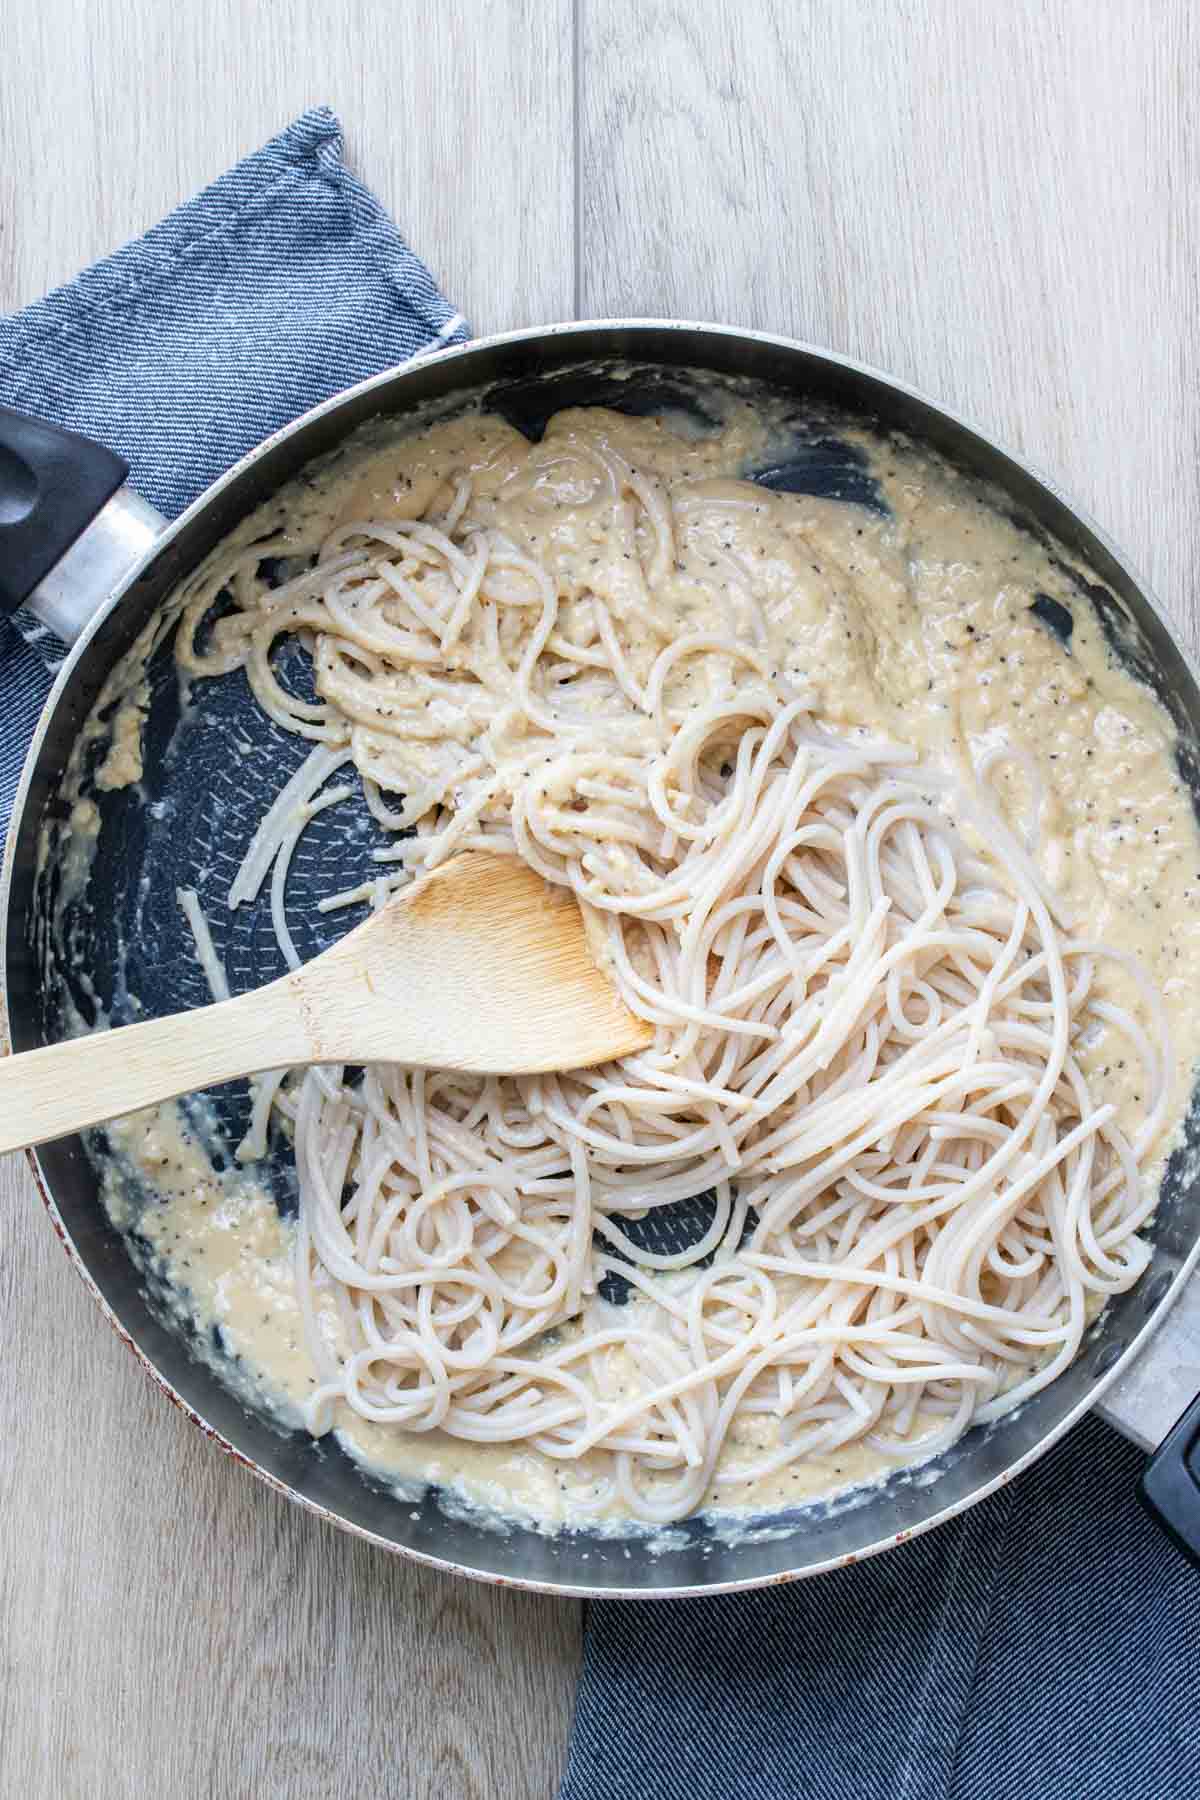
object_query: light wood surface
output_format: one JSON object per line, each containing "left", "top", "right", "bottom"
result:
{"left": 2, "top": 2, "right": 1198, "bottom": 1795}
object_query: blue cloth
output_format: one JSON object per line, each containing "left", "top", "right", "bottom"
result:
{"left": 562, "top": 1417, "right": 1199, "bottom": 1799}
{"left": 1, "top": 105, "right": 1195, "bottom": 1800}
{"left": 0, "top": 105, "right": 466, "bottom": 831}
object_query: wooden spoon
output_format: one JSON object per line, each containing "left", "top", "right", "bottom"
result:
{"left": 0, "top": 852, "right": 654, "bottom": 1155}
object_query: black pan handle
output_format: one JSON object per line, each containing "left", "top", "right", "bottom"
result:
{"left": 1139, "top": 1390, "right": 1200, "bottom": 1566}
{"left": 0, "top": 406, "right": 129, "bottom": 615}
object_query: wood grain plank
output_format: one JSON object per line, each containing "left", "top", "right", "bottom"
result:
{"left": 5, "top": 2, "right": 1200, "bottom": 1795}
{"left": 580, "top": 0, "right": 1200, "bottom": 655}
{"left": 0, "top": 0, "right": 574, "bottom": 334}
{"left": 0, "top": 1151, "right": 580, "bottom": 1800}
{"left": 0, "top": 1, "right": 578, "bottom": 1796}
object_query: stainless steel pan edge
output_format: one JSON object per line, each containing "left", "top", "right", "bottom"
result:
{"left": 4, "top": 318, "right": 1200, "bottom": 1598}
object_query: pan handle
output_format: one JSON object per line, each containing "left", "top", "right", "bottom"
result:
{"left": 1140, "top": 1393, "right": 1200, "bottom": 1566}
{"left": 1100, "top": 1260, "right": 1200, "bottom": 1563}
{"left": 0, "top": 406, "right": 164, "bottom": 644}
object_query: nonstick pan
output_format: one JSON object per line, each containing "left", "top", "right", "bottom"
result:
{"left": 3, "top": 321, "right": 1200, "bottom": 1595}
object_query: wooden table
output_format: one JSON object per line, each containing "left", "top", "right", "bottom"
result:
{"left": 2, "top": 3, "right": 1197, "bottom": 1794}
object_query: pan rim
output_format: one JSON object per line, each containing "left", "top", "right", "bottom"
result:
{"left": 5, "top": 315, "right": 1199, "bottom": 1598}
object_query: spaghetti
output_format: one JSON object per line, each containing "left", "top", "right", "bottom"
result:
{"left": 171, "top": 411, "right": 1171, "bottom": 1524}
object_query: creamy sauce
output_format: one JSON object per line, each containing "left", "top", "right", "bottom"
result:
{"left": 102, "top": 1100, "right": 945, "bottom": 1528}
{"left": 58, "top": 395, "right": 1200, "bottom": 1535}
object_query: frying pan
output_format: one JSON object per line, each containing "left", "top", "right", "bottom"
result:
{"left": 3, "top": 321, "right": 1199, "bottom": 1596}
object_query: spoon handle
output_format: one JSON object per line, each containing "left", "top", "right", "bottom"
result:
{"left": 0, "top": 983, "right": 310, "bottom": 1154}
{"left": 0, "top": 853, "right": 653, "bottom": 1157}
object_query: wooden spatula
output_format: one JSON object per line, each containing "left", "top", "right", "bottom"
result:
{"left": 0, "top": 852, "right": 654, "bottom": 1155}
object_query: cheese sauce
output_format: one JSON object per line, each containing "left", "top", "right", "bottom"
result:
{"left": 62, "top": 399, "right": 1200, "bottom": 1534}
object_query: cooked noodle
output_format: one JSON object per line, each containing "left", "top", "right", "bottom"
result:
{"left": 172, "top": 418, "right": 1170, "bottom": 1523}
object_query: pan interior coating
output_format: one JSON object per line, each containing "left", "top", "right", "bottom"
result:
{"left": 25, "top": 354, "right": 1200, "bottom": 1585}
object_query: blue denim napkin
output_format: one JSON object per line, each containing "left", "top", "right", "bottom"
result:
{"left": 1, "top": 106, "right": 1195, "bottom": 1800}
{"left": 0, "top": 105, "right": 465, "bottom": 831}
{"left": 561, "top": 1416, "right": 1199, "bottom": 1800}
